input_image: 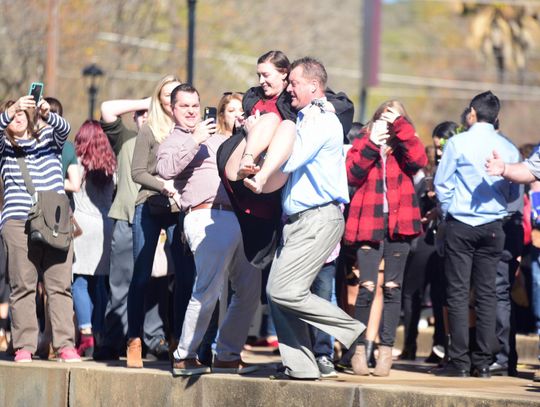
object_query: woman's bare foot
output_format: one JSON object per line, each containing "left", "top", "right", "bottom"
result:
{"left": 243, "top": 174, "right": 266, "bottom": 194}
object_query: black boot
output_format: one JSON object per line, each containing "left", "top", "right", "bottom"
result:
{"left": 365, "top": 340, "right": 376, "bottom": 368}
{"left": 439, "top": 334, "right": 451, "bottom": 367}
{"left": 399, "top": 345, "right": 417, "bottom": 361}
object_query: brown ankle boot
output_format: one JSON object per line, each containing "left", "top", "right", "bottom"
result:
{"left": 127, "top": 338, "right": 143, "bottom": 368}
{"left": 351, "top": 344, "right": 370, "bottom": 375}
{"left": 373, "top": 345, "right": 392, "bottom": 376}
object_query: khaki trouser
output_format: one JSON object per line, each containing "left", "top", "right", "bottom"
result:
{"left": 3, "top": 219, "right": 75, "bottom": 353}
{"left": 267, "top": 203, "right": 365, "bottom": 379}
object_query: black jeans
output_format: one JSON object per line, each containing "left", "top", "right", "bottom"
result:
{"left": 402, "top": 236, "right": 445, "bottom": 352}
{"left": 494, "top": 213, "right": 523, "bottom": 372}
{"left": 444, "top": 217, "right": 505, "bottom": 370}
{"left": 355, "top": 236, "right": 410, "bottom": 347}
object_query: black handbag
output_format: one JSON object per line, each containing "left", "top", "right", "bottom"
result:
{"left": 146, "top": 194, "right": 179, "bottom": 216}
{"left": 16, "top": 156, "right": 72, "bottom": 251}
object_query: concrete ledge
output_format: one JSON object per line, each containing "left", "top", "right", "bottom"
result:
{"left": 0, "top": 360, "right": 539, "bottom": 407}
{"left": 360, "top": 387, "right": 539, "bottom": 407}
{"left": 201, "top": 375, "right": 361, "bottom": 407}
{"left": 0, "top": 363, "right": 68, "bottom": 407}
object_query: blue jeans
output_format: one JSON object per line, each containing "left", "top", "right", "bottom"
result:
{"left": 260, "top": 266, "right": 277, "bottom": 338}
{"left": 72, "top": 274, "right": 107, "bottom": 333}
{"left": 531, "top": 245, "right": 540, "bottom": 336}
{"left": 127, "top": 202, "right": 194, "bottom": 341}
{"left": 309, "top": 261, "right": 336, "bottom": 358}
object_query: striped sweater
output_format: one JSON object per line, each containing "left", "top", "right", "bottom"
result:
{"left": 0, "top": 111, "right": 70, "bottom": 227}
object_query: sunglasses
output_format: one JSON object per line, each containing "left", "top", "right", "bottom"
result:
{"left": 222, "top": 92, "right": 244, "bottom": 96}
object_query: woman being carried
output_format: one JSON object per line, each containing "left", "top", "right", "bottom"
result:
{"left": 218, "top": 50, "right": 354, "bottom": 268}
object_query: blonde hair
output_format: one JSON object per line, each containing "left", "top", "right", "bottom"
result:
{"left": 365, "top": 99, "right": 412, "bottom": 132}
{"left": 217, "top": 92, "right": 243, "bottom": 135}
{"left": 147, "top": 74, "right": 181, "bottom": 143}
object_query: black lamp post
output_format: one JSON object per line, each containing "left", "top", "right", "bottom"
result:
{"left": 187, "top": 0, "right": 197, "bottom": 85}
{"left": 82, "top": 63, "right": 104, "bottom": 120}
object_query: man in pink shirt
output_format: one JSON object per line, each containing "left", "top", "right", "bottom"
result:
{"left": 156, "top": 84, "right": 260, "bottom": 376}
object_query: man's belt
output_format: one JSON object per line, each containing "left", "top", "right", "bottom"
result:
{"left": 187, "top": 203, "right": 233, "bottom": 213}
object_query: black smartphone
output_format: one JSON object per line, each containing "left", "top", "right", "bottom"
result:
{"left": 28, "top": 82, "right": 44, "bottom": 104}
{"left": 203, "top": 106, "right": 217, "bottom": 122}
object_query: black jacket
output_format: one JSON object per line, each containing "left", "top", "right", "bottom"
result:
{"left": 242, "top": 86, "right": 355, "bottom": 136}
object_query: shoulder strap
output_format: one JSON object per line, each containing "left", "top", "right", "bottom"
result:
{"left": 15, "top": 154, "right": 37, "bottom": 200}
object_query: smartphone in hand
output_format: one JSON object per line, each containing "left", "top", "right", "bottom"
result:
{"left": 28, "top": 82, "right": 44, "bottom": 104}
{"left": 372, "top": 119, "right": 387, "bottom": 135}
{"left": 203, "top": 106, "right": 217, "bottom": 122}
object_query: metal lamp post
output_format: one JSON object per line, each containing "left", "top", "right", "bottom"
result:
{"left": 187, "top": 0, "right": 197, "bottom": 85}
{"left": 82, "top": 63, "right": 104, "bottom": 120}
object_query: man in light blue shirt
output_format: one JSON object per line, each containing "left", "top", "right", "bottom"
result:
{"left": 434, "top": 91, "right": 518, "bottom": 378}
{"left": 266, "top": 57, "right": 364, "bottom": 380}
{"left": 280, "top": 96, "right": 349, "bottom": 215}
{"left": 435, "top": 124, "right": 518, "bottom": 226}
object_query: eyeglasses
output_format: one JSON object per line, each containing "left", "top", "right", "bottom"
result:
{"left": 222, "top": 92, "right": 244, "bottom": 96}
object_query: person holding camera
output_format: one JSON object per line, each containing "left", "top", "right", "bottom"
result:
{"left": 345, "top": 100, "right": 427, "bottom": 376}
{"left": 157, "top": 83, "right": 260, "bottom": 377}
{"left": 0, "top": 95, "right": 80, "bottom": 363}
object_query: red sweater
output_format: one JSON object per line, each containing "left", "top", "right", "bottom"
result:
{"left": 345, "top": 117, "right": 427, "bottom": 243}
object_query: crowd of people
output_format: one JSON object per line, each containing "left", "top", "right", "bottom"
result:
{"left": 0, "top": 50, "right": 538, "bottom": 383}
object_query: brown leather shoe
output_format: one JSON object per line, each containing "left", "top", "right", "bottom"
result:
{"left": 126, "top": 338, "right": 143, "bottom": 368}
{"left": 351, "top": 344, "right": 370, "bottom": 376}
{"left": 172, "top": 358, "right": 211, "bottom": 376}
{"left": 212, "top": 357, "right": 259, "bottom": 374}
{"left": 373, "top": 345, "right": 392, "bottom": 376}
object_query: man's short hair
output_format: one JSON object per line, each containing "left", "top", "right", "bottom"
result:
{"left": 171, "top": 83, "right": 199, "bottom": 106}
{"left": 469, "top": 91, "right": 500, "bottom": 125}
{"left": 44, "top": 96, "right": 63, "bottom": 117}
{"left": 290, "top": 57, "right": 328, "bottom": 88}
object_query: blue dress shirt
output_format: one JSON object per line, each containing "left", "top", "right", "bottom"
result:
{"left": 434, "top": 122, "right": 520, "bottom": 226}
{"left": 281, "top": 101, "right": 349, "bottom": 216}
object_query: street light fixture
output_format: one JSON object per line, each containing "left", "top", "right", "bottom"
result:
{"left": 82, "top": 63, "right": 104, "bottom": 120}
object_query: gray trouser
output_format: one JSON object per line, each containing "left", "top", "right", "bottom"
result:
{"left": 3, "top": 219, "right": 75, "bottom": 352}
{"left": 267, "top": 203, "right": 364, "bottom": 379}
{"left": 101, "top": 220, "right": 166, "bottom": 352}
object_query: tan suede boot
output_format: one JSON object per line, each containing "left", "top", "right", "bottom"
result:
{"left": 351, "top": 344, "right": 370, "bottom": 376}
{"left": 373, "top": 345, "right": 392, "bottom": 376}
{"left": 126, "top": 338, "right": 143, "bottom": 368}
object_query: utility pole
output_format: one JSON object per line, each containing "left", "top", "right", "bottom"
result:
{"left": 360, "top": 0, "right": 381, "bottom": 123}
{"left": 187, "top": 0, "right": 197, "bottom": 85}
{"left": 46, "top": 0, "right": 59, "bottom": 95}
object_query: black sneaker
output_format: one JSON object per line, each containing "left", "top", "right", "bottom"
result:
{"left": 93, "top": 346, "right": 120, "bottom": 361}
{"left": 316, "top": 355, "right": 338, "bottom": 378}
{"left": 147, "top": 339, "right": 170, "bottom": 361}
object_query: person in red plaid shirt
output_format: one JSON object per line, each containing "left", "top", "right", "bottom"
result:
{"left": 345, "top": 100, "right": 427, "bottom": 376}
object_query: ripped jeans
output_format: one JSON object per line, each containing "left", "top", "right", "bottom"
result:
{"left": 355, "top": 236, "right": 410, "bottom": 347}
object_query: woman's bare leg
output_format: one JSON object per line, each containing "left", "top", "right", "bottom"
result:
{"left": 244, "top": 119, "right": 296, "bottom": 194}
{"left": 366, "top": 270, "right": 384, "bottom": 341}
{"left": 238, "top": 113, "right": 281, "bottom": 177}
{"left": 225, "top": 139, "right": 246, "bottom": 181}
